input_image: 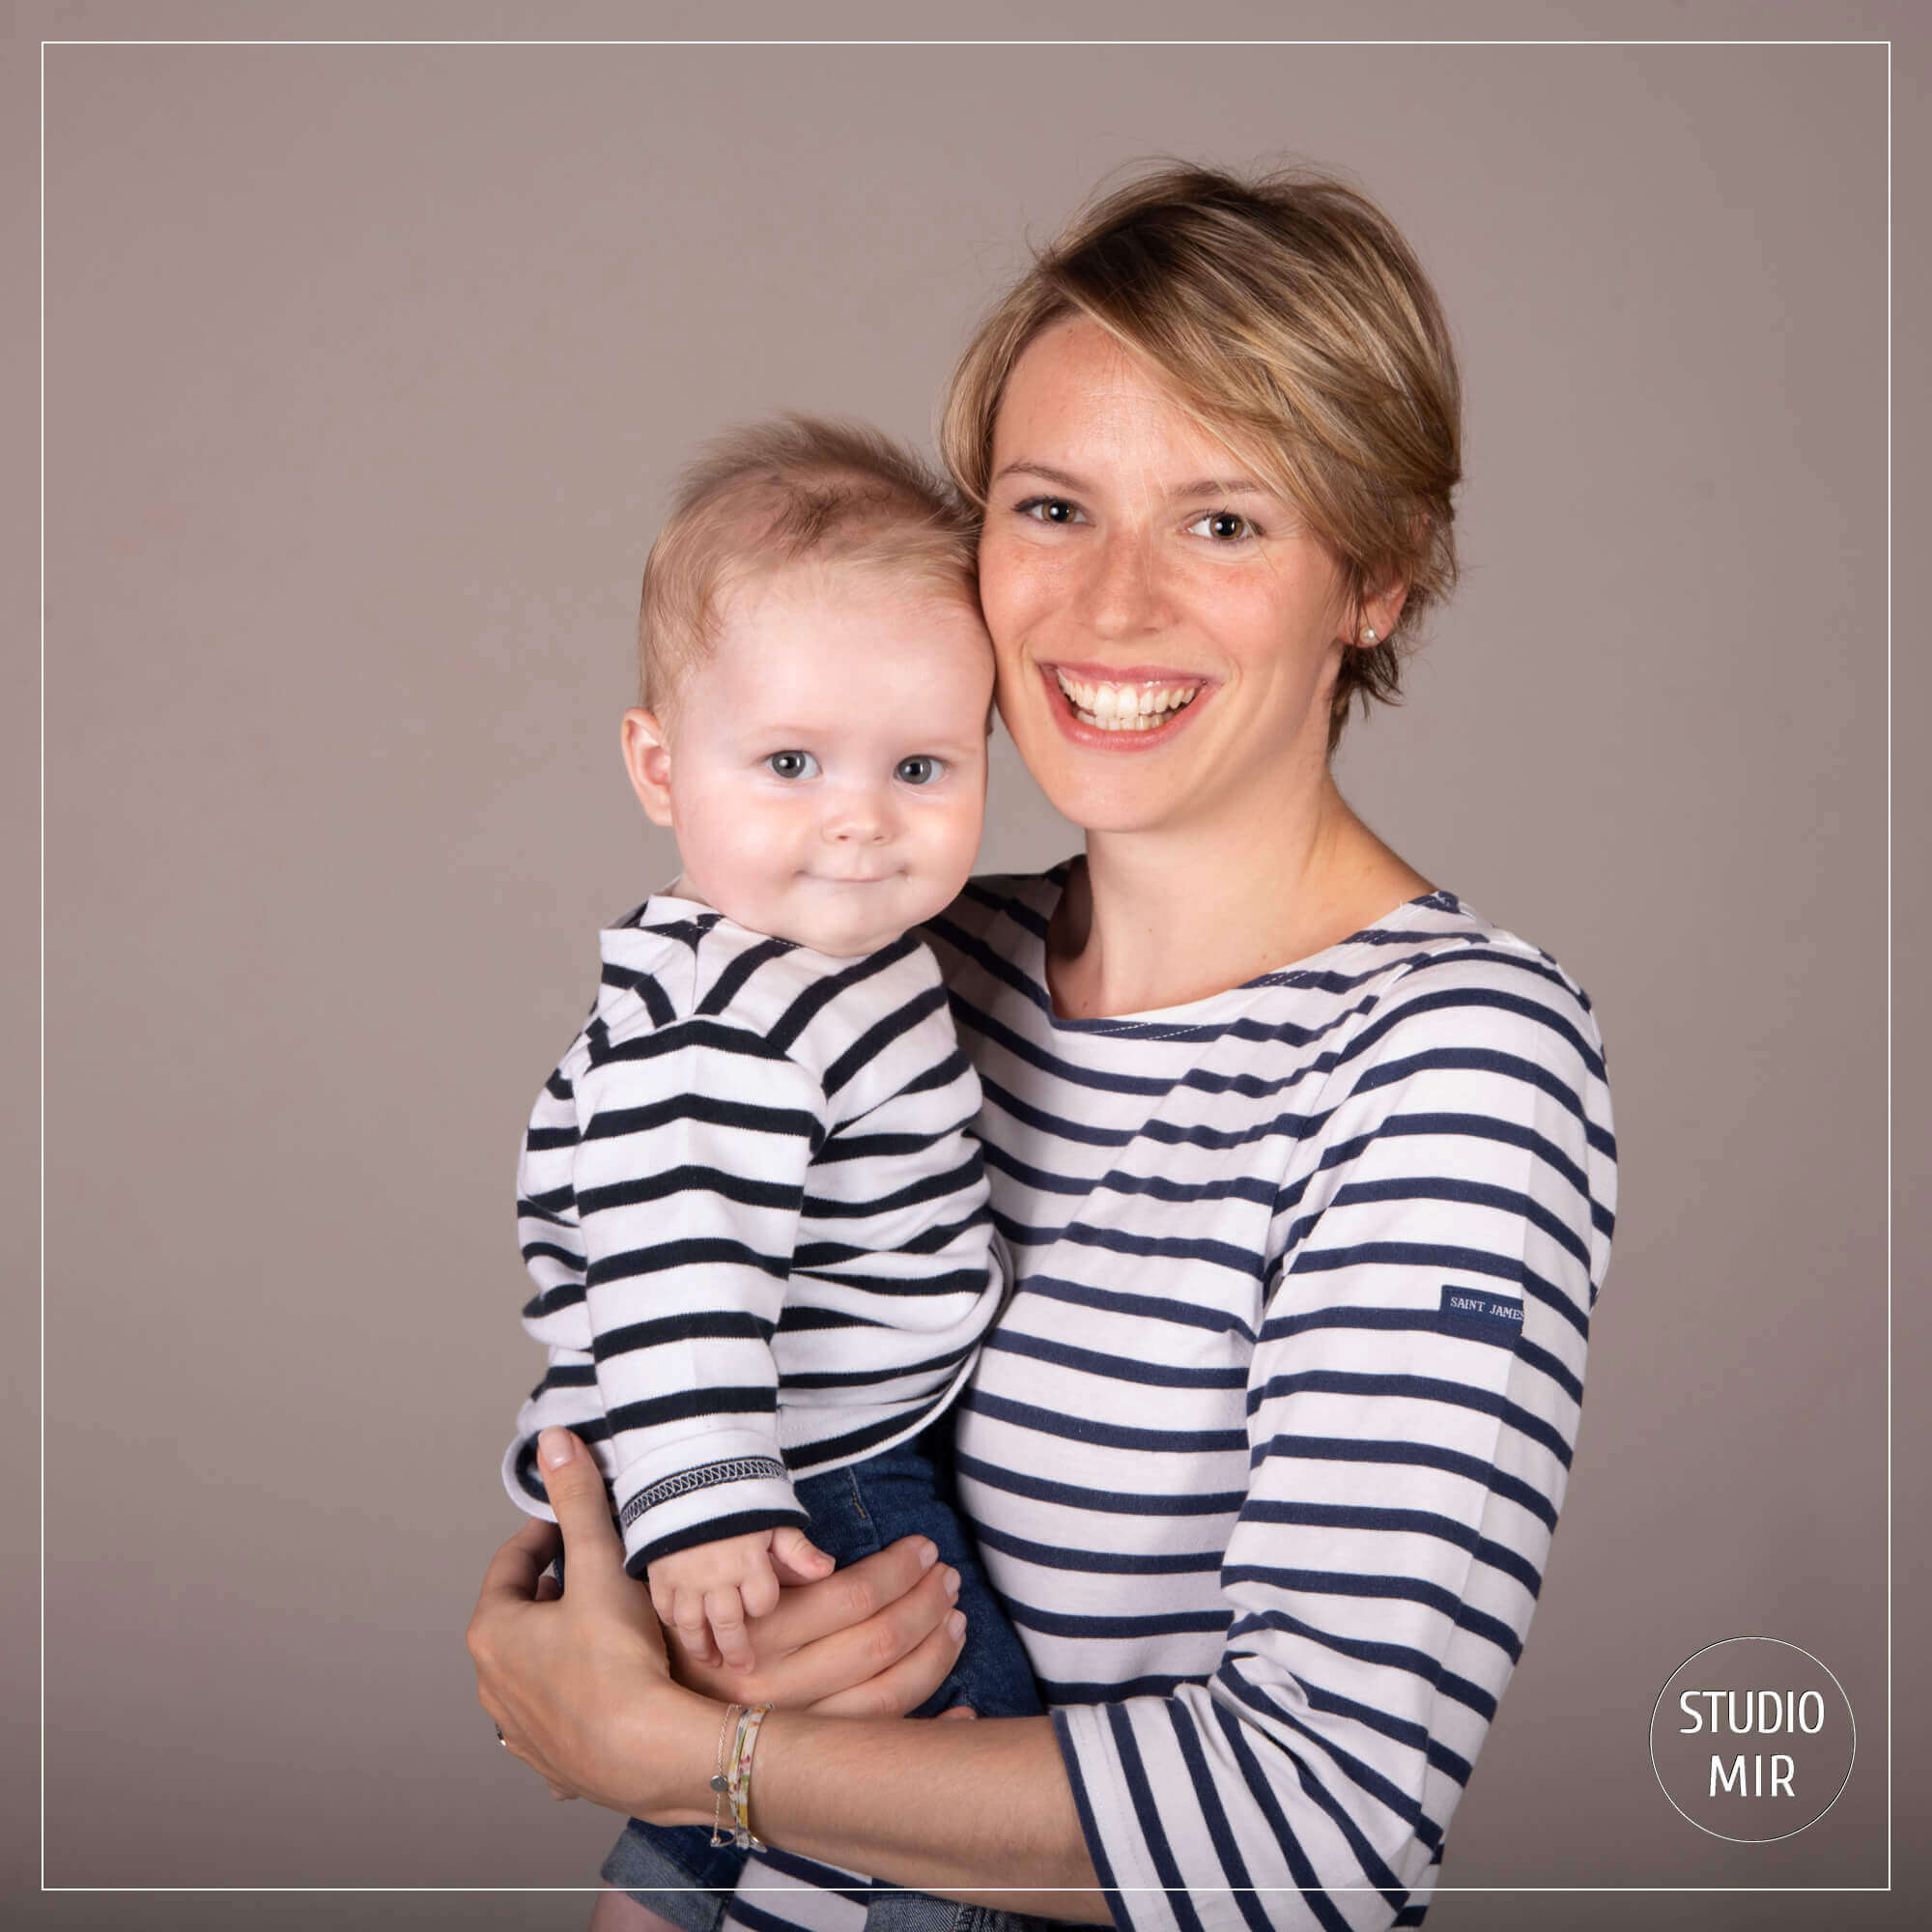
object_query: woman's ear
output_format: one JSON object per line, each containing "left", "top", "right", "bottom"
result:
{"left": 620, "top": 708, "right": 675, "bottom": 828}
{"left": 1351, "top": 579, "right": 1410, "bottom": 650}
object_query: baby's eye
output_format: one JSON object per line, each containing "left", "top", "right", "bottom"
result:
{"left": 1186, "top": 510, "right": 1257, "bottom": 541}
{"left": 1019, "top": 497, "right": 1085, "bottom": 526}
{"left": 765, "top": 750, "right": 820, "bottom": 780}
{"left": 895, "top": 755, "right": 945, "bottom": 786}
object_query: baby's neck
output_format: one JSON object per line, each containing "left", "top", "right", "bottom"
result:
{"left": 665, "top": 874, "right": 713, "bottom": 912}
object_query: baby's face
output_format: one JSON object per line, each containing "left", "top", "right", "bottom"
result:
{"left": 650, "top": 562, "right": 993, "bottom": 957}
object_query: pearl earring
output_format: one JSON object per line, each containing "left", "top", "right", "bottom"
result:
{"left": 1362, "top": 625, "right": 1379, "bottom": 646}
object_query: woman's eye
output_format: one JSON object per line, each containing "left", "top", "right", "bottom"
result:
{"left": 1187, "top": 510, "right": 1256, "bottom": 541}
{"left": 895, "top": 755, "right": 945, "bottom": 786}
{"left": 765, "top": 750, "right": 820, "bottom": 780}
{"left": 1019, "top": 497, "right": 1084, "bottom": 526}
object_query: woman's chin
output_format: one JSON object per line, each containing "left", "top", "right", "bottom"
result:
{"left": 1035, "top": 775, "right": 1201, "bottom": 838}
{"left": 1009, "top": 731, "right": 1200, "bottom": 837}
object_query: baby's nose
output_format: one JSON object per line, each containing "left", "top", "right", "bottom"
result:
{"left": 822, "top": 791, "right": 893, "bottom": 842}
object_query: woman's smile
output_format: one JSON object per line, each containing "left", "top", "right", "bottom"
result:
{"left": 1038, "top": 661, "right": 1214, "bottom": 747}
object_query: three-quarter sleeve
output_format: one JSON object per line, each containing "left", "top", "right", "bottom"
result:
{"left": 1049, "top": 951, "right": 1616, "bottom": 1930}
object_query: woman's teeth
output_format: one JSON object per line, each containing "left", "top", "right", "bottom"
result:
{"left": 1053, "top": 671, "right": 1202, "bottom": 732}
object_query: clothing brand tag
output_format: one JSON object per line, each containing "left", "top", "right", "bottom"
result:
{"left": 1439, "top": 1285, "right": 1524, "bottom": 1328}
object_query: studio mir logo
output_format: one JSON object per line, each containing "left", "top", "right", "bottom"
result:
{"left": 1649, "top": 1636, "right": 1856, "bottom": 1842}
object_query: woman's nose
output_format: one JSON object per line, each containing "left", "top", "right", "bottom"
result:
{"left": 1079, "top": 530, "right": 1167, "bottom": 637}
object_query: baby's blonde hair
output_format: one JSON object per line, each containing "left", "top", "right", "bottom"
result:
{"left": 638, "top": 415, "right": 978, "bottom": 714}
{"left": 941, "top": 161, "right": 1462, "bottom": 753}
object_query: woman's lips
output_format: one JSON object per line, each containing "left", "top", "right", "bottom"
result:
{"left": 1037, "top": 661, "right": 1213, "bottom": 751}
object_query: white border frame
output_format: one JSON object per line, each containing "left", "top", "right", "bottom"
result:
{"left": 38, "top": 30, "right": 1893, "bottom": 1917}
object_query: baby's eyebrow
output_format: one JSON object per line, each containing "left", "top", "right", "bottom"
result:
{"left": 904, "top": 735, "right": 982, "bottom": 755}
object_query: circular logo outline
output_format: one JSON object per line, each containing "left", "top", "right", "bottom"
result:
{"left": 1649, "top": 1634, "right": 1857, "bottom": 1843}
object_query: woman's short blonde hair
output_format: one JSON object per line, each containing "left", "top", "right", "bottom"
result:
{"left": 638, "top": 414, "right": 977, "bottom": 714}
{"left": 941, "top": 162, "right": 1462, "bottom": 752}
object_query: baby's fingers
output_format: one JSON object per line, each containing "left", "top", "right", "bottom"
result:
{"left": 740, "top": 1548, "right": 783, "bottom": 1623}
{"left": 707, "top": 1587, "right": 755, "bottom": 1674}
{"left": 770, "top": 1525, "right": 836, "bottom": 1584}
{"left": 671, "top": 1588, "right": 721, "bottom": 1670}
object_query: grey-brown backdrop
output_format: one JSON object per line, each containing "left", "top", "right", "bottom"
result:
{"left": 15, "top": 2, "right": 1927, "bottom": 1928}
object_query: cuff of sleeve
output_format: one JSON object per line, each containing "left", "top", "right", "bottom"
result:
{"left": 1052, "top": 1702, "right": 1150, "bottom": 1932}
{"left": 611, "top": 1431, "right": 805, "bottom": 1575}
{"left": 501, "top": 1435, "right": 558, "bottom": 1523}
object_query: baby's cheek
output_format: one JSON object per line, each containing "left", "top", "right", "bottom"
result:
{"left": 943, "top": 797, "right": 985, "bottom": 869}
{"left": 906, "top": 818, "right": 980, "bottom": 923}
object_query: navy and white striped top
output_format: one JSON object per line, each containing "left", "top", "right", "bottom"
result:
{"left": 916, "top": 867, "right": 1617, "bottom": 1931}
{"left": 503, "top": 895, "right": 1006, "bottom": 1576}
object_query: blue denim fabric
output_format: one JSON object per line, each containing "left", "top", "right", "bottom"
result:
{"left": 599, "top": 1422, "right": 1054, "bottom": 1930}
{"left": 812, "top": 1421, "right": 1041, "bottom": 1724}
{"left": 601, "top": 1819, "right": 1070, "bottom": 1932}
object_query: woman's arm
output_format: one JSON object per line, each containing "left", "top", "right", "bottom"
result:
{"left": 702, "top": 1707, "right": 1105, "bottom": 1919}
{"left": 469, "top": 1428, "right": 1109, "bottom": 1918}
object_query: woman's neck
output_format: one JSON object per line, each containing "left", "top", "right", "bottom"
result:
{"left": 1046, "top": 773, "right": 1432, "bottom": 1020}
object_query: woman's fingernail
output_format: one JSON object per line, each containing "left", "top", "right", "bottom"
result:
{"left": 943, "top": 1567, "right": 961, "bottom": 1601}
{"left": 918, "top": 1541, "right": 939, "bottom": 1571}
{"left": 948, "top": 1610, "right": 967, "bottom": 1640}
{"left": 538, "top": 1429, "right": 577, "bottom": 1470}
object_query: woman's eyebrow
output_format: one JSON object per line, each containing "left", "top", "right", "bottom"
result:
{"left": 993, "top": 459, "right": 1271, "bottom": 499}
{"left": 992, "top": 461, "right": 1088, "bottom": 491}
{"left": 1172, "top": 475, "right": 1269, "bottom": 498}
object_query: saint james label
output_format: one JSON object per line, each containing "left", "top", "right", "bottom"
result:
{"left": 1438, "top": 1285, "right": 1524, "bottom": 1328}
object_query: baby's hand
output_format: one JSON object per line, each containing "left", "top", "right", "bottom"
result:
{"left": 648, "top": 1526, "right": 835, "bottom": 1673}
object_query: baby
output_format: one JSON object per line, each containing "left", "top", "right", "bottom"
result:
{"left": 502, "top": 416, "right": 1038, "bottom": 1919}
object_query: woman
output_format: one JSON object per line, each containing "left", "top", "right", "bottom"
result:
{"left": 469, "top": 162, "right": 1617, "bottom": 1932}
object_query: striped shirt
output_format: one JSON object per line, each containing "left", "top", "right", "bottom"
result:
{"left": 502, "top": 895, "right": 1006, "bottom": 1575}
{"left": 906, "top": 867, "right": 1616, "bottom": 1931}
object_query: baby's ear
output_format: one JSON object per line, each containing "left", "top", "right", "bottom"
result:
{"left": 620, "top": 708, "right": 675, "bottom": 827}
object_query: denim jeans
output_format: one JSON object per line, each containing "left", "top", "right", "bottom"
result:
{"left": 597, "top": 1421, "right": 1062, "bottom": 1931}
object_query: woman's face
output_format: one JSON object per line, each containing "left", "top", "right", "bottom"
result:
{"left": 977, "top": 317, "right": 1363, "bottom": 839}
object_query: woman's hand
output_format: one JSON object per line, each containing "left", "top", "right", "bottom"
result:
{"left": 665, "top": 1530, "right": 971, "bottom": 1718}
{"left": 468, "top": 1429, "right": 973, "bottom": 1813}
{"left": 469, "top": 1429, "right": 708, "bottom": 1815}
